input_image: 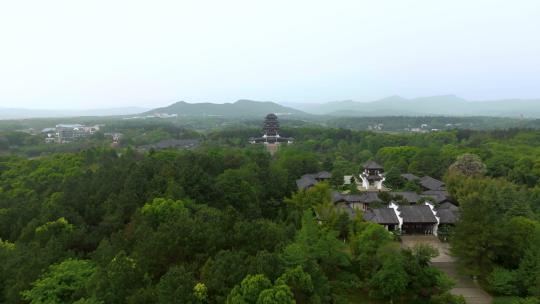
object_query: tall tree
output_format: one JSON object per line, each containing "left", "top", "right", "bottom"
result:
{"left": 449, "top": 153, "right": 486, "bottom": 177}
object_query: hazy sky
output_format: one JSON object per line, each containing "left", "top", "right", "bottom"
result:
{"left": 1, "top": 0, "right": 539, "bottom": 109}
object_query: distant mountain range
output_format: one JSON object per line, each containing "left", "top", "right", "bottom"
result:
{"left": 0, "top": 107, "right": 150, "bottom": 119}
{"left": 146, "top": 99, "right": 307, "bottom": 117}
{"left": 293, "top": 95, "right": 540, "bottom": 117}
{"left": 3, "top": 96, "right": 540, "bottom": 119}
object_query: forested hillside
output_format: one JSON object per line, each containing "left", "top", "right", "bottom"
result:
{"left": 1, "top": 127, "right": 539, "bottom": 303}
{"left": 146, "top": 100, "right": 307, "bottom": 118}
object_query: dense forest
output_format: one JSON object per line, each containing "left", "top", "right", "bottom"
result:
{"left": 4, "top": 114, "right": 540, "bottom": 155}
{"left": 1, "top": 125, "right": 540, "bottom": 303}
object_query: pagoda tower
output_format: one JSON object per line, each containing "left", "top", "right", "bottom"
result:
{"left": 249, "top": 113, "right": 293, "bottom": 154}
{"left": 263, "top": 113, "right": 280, "bottom": 137}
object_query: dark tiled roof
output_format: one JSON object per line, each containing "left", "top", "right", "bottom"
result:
{"left": 392, "top": 191, "right": 422, "bottom": 204}
{"left": 296, "top": 175, "right": 317, "bottom": 190}
{"left": 420, "top": 176, "right": 446, "bottom": 190}
{"left": 345, "top": 194, "right": 364, "bottom": 202}
{"left": 364, "top": 208, "right": 399, "bottom": 224}
{"left": 422, "top": 189, "right": 450, "bottom": 196}
{"left": 437, "top": 209, "right": 459, "bottom": 224}
{"left": 359, "top": 192, "right": 382, "bottom": 203}
{"left": 296, "top": 171, "right": 332, "bottom": 190}
{"left": 331, "top": 192, "right": 364, "bottom": 204}
{"left": 331, "top": 191, "right": 345, "bottom": 203}
{"left": 332, "top": 191, "right": 384, "bottom": 204}
{"left": 363, "top": 160, "right": 384, "bottom": 170}
{"left": 422, "top": 189, "right": 451, "bottom": 203}
{"left": 316, "top": 171, "right": 332, "bottom": 179}
{"left": 401, "top": 173, "right": 420, "bottom": 181}
{"left": 437, "top": 202, "right": 459, "bottom": 211}
{"left": 366, "top": 175, "right": 383, "bottom": 181}
{"left": 399, "top": 205, "right": 437, "bottom": 223}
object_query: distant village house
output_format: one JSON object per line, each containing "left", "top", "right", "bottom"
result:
{"left": 42, "top": 124, "right": 101, "bottom": 143}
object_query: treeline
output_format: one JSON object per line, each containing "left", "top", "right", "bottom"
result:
{"left": 324, "top": 116, "right": 540, "bottom": 131}
{"left": 0, "top": 117, "right": 312, "bottom": 156}
{"left": 211, "top": 127, "right": 540, "bottom": 187}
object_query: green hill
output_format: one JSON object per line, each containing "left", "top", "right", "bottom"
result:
{"left": 147, "top": 99, "right": 307, "bottom": 118}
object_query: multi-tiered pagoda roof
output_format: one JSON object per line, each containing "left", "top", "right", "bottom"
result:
{"left": 249, "top": 113, "right": 293, "bottom": 144}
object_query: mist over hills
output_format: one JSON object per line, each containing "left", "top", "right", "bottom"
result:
{"left": 295, "top": 95, "right": 540, "bottom": 117}
{"left": 3, "top": 96, "right": 540, "bottom": 119}
{"left": 0, "top": 106, "right": 150, "bottom": 119}
{"left": 0, "top": 100, "right": 306, "bottom": 119}
{"left": 146, "top": 97, "right": 540, "bottom": 118}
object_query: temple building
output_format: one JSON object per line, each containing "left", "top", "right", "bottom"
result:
{"left": 359, "top": 160, "right": 386, "bottom": 190}
{"left": 249, "top": 113, "right": 293, "bottom": 154}
{"left": 394, "top": 203, "right": 439, "bottom": 235}
{"left": 345, "top": 200, "right": 459, "bottom": 236}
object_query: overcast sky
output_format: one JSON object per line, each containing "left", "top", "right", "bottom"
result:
{"left": 0, "top": 0, "right": 539, "bottom": 109}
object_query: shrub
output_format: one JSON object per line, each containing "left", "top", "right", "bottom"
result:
{"left": 487, "top": 267, "right": 520, "bottom": 296}
{"left": 493, "top": 297, "right": 540, "bottom": 304}
{"left": 431, "top": 292, "right": 466, "bottom": 304}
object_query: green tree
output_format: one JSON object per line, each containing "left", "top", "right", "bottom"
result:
{"left": 90, "top": 251, "right": 146, "bottom": 304}
{"left": 375, "top": 146, "right": 418, "bottom": 172}
{"left": 226, "top": 274, "right": 272, "bottom": 304}
{"left": 157, "top": 266, "right": 197, "bottom": 304}
{"left": 352, "top": 223, "right": 394, "bottom": 278}
{"left": 509, "top": 158, "right": 540, "bottom": 187}
{"left": 140, "top": 198, "right": 189, "bottom": 228}
{"left": 411, "top": 243, "right": 439, "bottom": 266}
{"left": 201, "top": 250, "right": 250, "bottom": 303}
{"left": 450, "top": 177, "right": 526, "bottom": 276}
{"left": 280, "top": 211, "right": 350, "bottom": 303}
{"left": 215, "top": 165, "right": 262, "bottom": 217}
{"left": 384, "top": 167, "right": 403, "bottom": 190}
{"left": 408, "top": 148, "right": 448, "bottom": 178}
{"left": 497, "top": 217, "right": 539, "bottom": 269}
{"left": 256, "top": 285, "right": 295, "bottom": 304}
{"left": 487, "top": 267, "right": 519, "bottom": 296}
{"left": 517, "top": 226, "right": 540, "bottom": 296}
{"left": 449, "top": 153, "right": 486, "bottom": 177}
{"left": 22, "top": 259, "right": 95, "bottom": 304}
{"left": 193, "top": 283, "right": 208, "bottom": 304}
{"left": 369, "top": 254, "right": 408, "bottom": 303}
{"left": 284, "top": 183, "right": 331, "bottom": 228}
{"left": 275, "top": 266, "right": 314, "bottom": 303}
{"left": 312, "top": 199, "right": 340, "bottom": 229}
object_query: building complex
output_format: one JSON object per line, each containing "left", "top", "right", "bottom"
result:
{"left": 42, "top": 124, "right": 101, "bottom": 143}
{"left": 296, "top": 161, "right": 459, "bottom": 236}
